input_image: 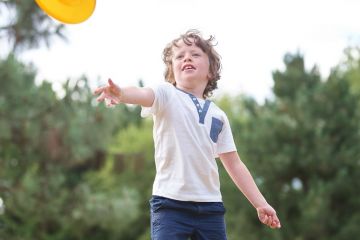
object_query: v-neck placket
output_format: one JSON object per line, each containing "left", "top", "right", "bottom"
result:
{"left": 177, "top": 88, "right": 211, "bottom": 124}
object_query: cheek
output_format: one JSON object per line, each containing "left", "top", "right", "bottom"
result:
{"left": 172, "top": 62, "right": 182, "bottom": 73}
{"left": 203, "top": 63, "right": 211, "bottom": 74}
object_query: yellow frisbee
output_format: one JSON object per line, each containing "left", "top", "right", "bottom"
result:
{"left": 35, "top": 0, "right": 96, "bottom": 24}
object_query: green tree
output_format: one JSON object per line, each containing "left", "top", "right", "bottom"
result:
{"left": 334, "top": 47, "right": 360, "bottom": 96}
{"left": 0, "top": 0, "right": 66, "bottom": 54}
{"left": 220, "top": 53, "right": 360, "bottom": 240}
{"left": 0, "top": 1, "right": 148, "bottom": 238}
{"left": 0, "top": 55, "right": 144, "bottom": 240}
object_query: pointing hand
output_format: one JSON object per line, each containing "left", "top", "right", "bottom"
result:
{"left": 93, "top": 79, "right": 121, "bottom": 107}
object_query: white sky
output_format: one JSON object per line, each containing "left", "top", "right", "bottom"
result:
{"left": 17, "top": 0, "right": 360, "bottom": 102}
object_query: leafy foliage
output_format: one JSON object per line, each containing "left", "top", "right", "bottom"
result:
{"left": 0, "top": 55, "right": 142, "bottom": 240}
{"left": 1, "top": 2, "right": 360, "bottom": 239}
{"left": 0, "top": 0, "right": 66, "bottom": 53}
{"left": 220, "top": 53, "right": 360, "bottom": 240}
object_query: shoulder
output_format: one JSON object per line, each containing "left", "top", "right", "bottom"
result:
{"left": 153, "top": 81, "right": 174, "bottom": 90}
{"left": 209, "top": 101, "right": 227, "bottom": 116}
{"left": 142, "top": 81, "right": 173, "bottom": 95}
{"left": 148, "top": 82, "right": 174, "bottom": 96}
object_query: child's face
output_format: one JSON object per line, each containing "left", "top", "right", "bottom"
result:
{"left": 171, "top": 38, "right": 210, "bottom": 90}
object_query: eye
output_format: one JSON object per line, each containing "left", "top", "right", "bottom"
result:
{"left": 175, "top": 54, "right": 183, "bottom": 60}
{"left": 192, "top": 53, "right": 201, "bottom": 57}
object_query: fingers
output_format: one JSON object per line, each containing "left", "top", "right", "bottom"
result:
{"left": 96, "top": 92, "right": 107, "bottom": 102}
{"left": 259, "top": 213, "right": 271, "bottom": 225}
{"left": 261, "top": 214, "right": 281, "bottom": 229}
{"left": 108, "top": 79, "right": 121, "bottom": 96}
{"left": 94, "top": 79, "right": 120, "bottom": 107}
{"left": 265, "top": 214, "right": 280, "bottom": 228}
{"left": 94, "top": 85, "right": 106, "bottom": 95}
{"left": 271, "top": 218, "right": 281, "bottom": 228}
{"left": 105, "top": 98, "right": 116, "bottom": 108}
{"left": 93, "top": 78, "right": 114, "bottom": 96}
{"left": 258, "top": 210, "right": 281, "bottom": 229}
{"left": 110, "top": 98, "right": 119, "bottom": 105}
{"left": 108, "top": 78, "right": 118, "bottom": 93}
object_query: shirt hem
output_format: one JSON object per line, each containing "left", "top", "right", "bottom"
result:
{"left": 153, "top": 192, "right": 223, "bottom": 202}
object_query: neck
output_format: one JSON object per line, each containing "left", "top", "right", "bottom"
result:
{"left": 175, "top": 80, "right": 208, "bottom": 99}
{"left": 176, "top": 85, "right": 205, "bottom": 99}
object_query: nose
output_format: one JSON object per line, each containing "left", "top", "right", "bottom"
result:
{"left": 183, "top": 53, "right": 193, "bottom": 62}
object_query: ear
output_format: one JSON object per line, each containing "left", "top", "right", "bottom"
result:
{"left": 207, "top": 64, "right": 213, "bottom": 80}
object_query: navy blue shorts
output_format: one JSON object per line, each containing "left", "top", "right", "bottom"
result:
{"left": 149, "top": 195, "right": 227, "bottom": 240}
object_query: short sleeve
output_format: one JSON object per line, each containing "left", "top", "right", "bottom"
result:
{"left": 141, "top": 82, "right": 173, "bottom": 118}
{"left": 216, "top": 114, "right": 237, "bottom": 155}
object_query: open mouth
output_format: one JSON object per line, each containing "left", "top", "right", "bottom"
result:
{"left": 182, "top": 64, "right": 196, "bottom": 71}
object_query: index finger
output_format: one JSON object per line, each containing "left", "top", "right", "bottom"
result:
{"left": 93, "top": 86, "right": 106, "bottom": 95}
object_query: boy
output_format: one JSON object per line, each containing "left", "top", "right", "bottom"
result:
{"left": 94, "top": 29, "right": 281, "bottom": 240}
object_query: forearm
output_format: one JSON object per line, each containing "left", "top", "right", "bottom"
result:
{"left": 118, "top": 86, "right": 154, "bottom": 107}
{"left": 94, "top": 79, "right": 155, "bottom": 107}
{"left": 220, "top": 152, "right": 267, "bottom": 208}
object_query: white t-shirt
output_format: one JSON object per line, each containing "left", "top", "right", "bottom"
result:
{"left": 141, "top": 82, "right": 236, "bottom": 202}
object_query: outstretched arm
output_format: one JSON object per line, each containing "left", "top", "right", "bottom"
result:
{"left": 219, "top": 151, "right": 281, "bottom": 229}
{"left": 93, "top": 79, "right": 155, "bottom": 107}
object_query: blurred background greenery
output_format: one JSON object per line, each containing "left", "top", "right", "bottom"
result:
{"left": 1, "top": 1, "right": 360, "bottom": 240}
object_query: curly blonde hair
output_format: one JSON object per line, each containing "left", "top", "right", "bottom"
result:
{"left": 162, "top": 29, "right": 221, "bottom": 98}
